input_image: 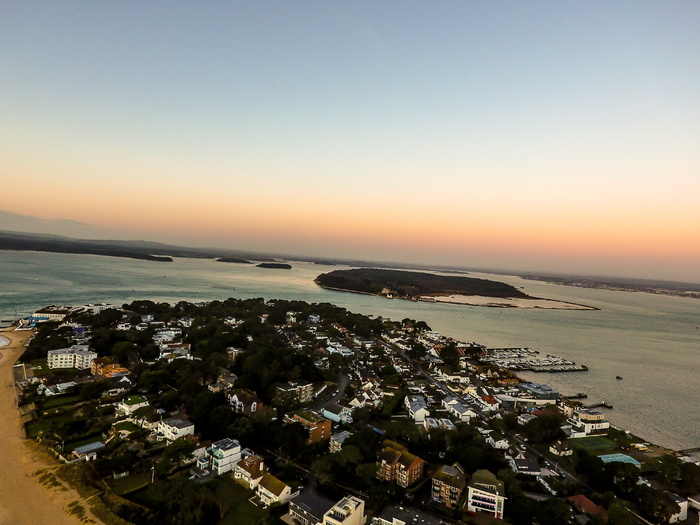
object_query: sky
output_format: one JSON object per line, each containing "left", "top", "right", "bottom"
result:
{"left": 1, "top": 2, "right": 699, "bottom": 282}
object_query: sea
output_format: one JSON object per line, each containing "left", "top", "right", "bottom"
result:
{"left": 1, "top": 251, "right": 698, "bottom": 451}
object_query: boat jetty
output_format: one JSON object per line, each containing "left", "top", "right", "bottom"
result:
{"left": 480, "top": 347, "right": 588, "bottom": 373}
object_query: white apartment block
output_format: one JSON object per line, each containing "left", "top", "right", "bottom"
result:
{"left": 47, "top": 345, "right": 98, "bottom": 370}
{"left": 208, "top": 438, "right": 242, "bottom": 475}
{"left": 156, "top": 418, "right": 195, "bottom": 442}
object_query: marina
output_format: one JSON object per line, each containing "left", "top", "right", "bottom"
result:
{"left": 480, "top": 347, "right": 588, "bottom": 373}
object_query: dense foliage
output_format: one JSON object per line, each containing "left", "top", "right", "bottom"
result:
{"left": 316, "top": 268, "right": 529, "bottom": 298}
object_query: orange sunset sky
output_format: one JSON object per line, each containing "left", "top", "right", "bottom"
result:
{"left": 1, "top": 3, "right": 699, "bottom": 281}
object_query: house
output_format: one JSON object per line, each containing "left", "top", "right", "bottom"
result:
{"left": 466, "top": 470, "right": 506, "bottom": 520}
{"left": 567, "top": 495, "right": 608, "bottom": 522}
{"left": 432, "top": 463, "right": 466, "bottom": 509}
{"left": 667, "top": 493, "right": 688, "bottom": 523}
{"left": 158, "top": 343, "right": 191, "bottom": 361}
{"left": 47, "top": 345, "right": 97, "bottom": 370}
{"left": 208, "top": 438, "right": 242, "bottom": 475}
{"left": 115, "top": 395, "right": 149, "bottom": 416}
{"left": 549, "top": 439, "right": 573, "bottom": 456}
{"left": 104, "top": 375, "right": 134, "bottom": 397}
{"left": 276, "top": 381, "right": 314, "bottom": 404}
{"left": 440, "top": 419, "right": 456, "bottom": 431}
{"left": 486, "top": 432, "right": 510, "bottom": 450}
{"left": 322, "top": 496, "right": 365, "bottom": 525}
{"left": 71, "top": 441, "right": 105, "bottom": 461}
{"left": 92, "top": 357, "right": 128, "bottom": 378}
{"left": 567, "top": 409, "right": 610, "bottom": 437}
{"left": 156, "top": 418, "right": 195, "bottom": 442}
{"left": 289, "top": 490, "right": 336, "bottom": 525}
{"left": 330, "top": 431, "right": 354, "bottom": 453}
{"left": 322, "top": 403, "right": 353, "bottom": 424}
{"left": 371, "top": 505, "right": 444, "bottom": 525}
{"left": 376, "top": 440, "right": 425, "bottom": 488}
{"left": 33, "top": 305, "right": 80, "bottom": 321}
{"left": 234, "top": 454, "right": 267, "bottom": 489}
{"left": 256, "top": 473, "right": 292, "bottom": 506}
{"left": 445, "top": 402, "right": 476, "bottom": 423}
{"left": 226, "top": 347, "right": 244, "bottom": 362}
{"left": 508, "top": 457, "right": 541, "bottom": 476}
{"left": 404, "top": 395, "right": 430, "bottom": 423}
{"left": 228, "top": 388, "right": 264, "bottom": 415}
{"left": 285, "top": 411, "right": 332, "bottom": 444}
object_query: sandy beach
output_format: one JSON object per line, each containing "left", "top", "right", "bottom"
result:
{"left": 420, "top": 294, "right": 597, "bottom": 310}
{"left": 0, "top": 327, "right": 99, "bottom": 525}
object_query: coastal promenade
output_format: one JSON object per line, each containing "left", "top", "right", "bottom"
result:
{"left": 0, "top": 327, "right": 95, "bottom": 525}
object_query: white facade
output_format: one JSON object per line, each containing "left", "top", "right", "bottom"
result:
{"left": 156, "top": 418, "right": 195, "bottom": 442}
{"left": 208, "top": 438, "right": 242, "bottom": 475}
{"left": 323, "top": 496, "right": 366, "bottom": 525}
{"left": 467, "top": 485, "right": 506, "bottom": 519}
{"left": 256, "top": 473, "right": 292, "bottom": 506}
{"left": 405, "top": 395, "right": 430, "bottom": 423}
{"left": 47, "top": 346, "right": 97, "bottom": 370}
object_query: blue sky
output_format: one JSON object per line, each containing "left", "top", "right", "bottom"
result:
{"left": 2, "top": 2, "right": 699, "bottom": 280}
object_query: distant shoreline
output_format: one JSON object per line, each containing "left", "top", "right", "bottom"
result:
{"left": 315, "top": 282, "right": 598, "bottom": 310}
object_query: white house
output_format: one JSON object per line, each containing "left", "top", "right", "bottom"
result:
{"left": 208, "top": 438, "right": 242, "bottom": 475}
{"left": 322, "top": 496, "right": 365, "bottom": 525}
{"left": 256, "top": 473, "right": 292, "bottom": 506}
{"left": 667, "top": 493, "right": 688, "bottom": 523}
{"left": 486, "top": 432, "right": 510, "bottom": 450}
{"left": 446, "top": 402, "right": 477, "bottom": 423}
{"left": 115, "top": 396, "right": 149, "bottom": 416}
{"left": 567, "top": 409, "right": 610, "bottom": 438}
{"left": 404, "top": 395, "right": 430, "bottom": 423}
{"left": 156, "top": 418, "right": 195, "bottom": 442}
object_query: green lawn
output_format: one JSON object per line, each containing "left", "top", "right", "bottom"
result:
{"left": 41, "top": 394, "right": 81, "bottom": 409}
{"left": 216, "top": 477, "right": 269, "bottom": 525}
{"left": 569, "top": 436, "right": 617, "bottom": 452}
{"left": 109, "top": 473, "right": 152, "bottom": 496}
{"left": 25, "top": 413, "right": 76, "bottom": 438}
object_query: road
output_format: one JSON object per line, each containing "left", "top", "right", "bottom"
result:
{"left": 309, "top": 371, "right": 349, "bottom": 412}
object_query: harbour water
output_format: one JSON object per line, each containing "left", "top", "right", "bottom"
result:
{"left": 0, "top": 251, "right": 698, "bottom": 450}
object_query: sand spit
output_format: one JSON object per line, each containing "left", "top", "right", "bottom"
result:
{"left": 419, "top": 294, "right": 597, "bottom": 310}
{"left": 0, "top": 327, "right": 100, "bottom": 525}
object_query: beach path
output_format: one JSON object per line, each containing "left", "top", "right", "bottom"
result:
{"left": 0, "top": 328, "right": 99, "bottom": 525}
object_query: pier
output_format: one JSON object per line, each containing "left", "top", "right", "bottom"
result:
{"left": 585, "top": 401, "right": 614, "bottom": 409}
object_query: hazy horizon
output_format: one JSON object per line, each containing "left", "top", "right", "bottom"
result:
{"left": 2, "top": 3, "right": 698, "bottom": 282}
{"left": 3, "top": 209, "right": 700, "bottom": 286}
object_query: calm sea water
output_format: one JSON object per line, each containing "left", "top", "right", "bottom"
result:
{"left": 1, "top": 251, "right": 698, "bottom": 450}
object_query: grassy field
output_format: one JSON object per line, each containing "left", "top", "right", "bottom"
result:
{"left": 216, "top": 477, "right": 269, "bottom": 525}
{"left": 109, "top": 473, "right": 151, "bottom": 496}
{"left": 41, "top": 394, "right": 81, "bottom": 409}
{"left": 569, "top": 436, "right": 617, "bottom": 452}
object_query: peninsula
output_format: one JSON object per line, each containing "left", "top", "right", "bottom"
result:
{"left": 316, "top": 268, "right": 528, "bottom": 298}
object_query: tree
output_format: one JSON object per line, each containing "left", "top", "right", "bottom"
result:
{"left": 633, "top": 484, "right": 680, "bottom": 524}
{"left": 440, "top": 343, "right": 459, "bottom": 368}
{"left": 609, "top": 462, "right": 640, "bottom": 496}
{"left": 163, "top": 437, "right": 196, "bottom": 464}
{"left": 607, "top": 503, "right": 634, "bottom": 525}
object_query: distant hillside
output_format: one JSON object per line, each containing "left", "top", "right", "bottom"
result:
{"left": 315, "top": 268, "right": 529, "bottom": 299}
{"left": 0, "top": 231, "right": 173, "bottom": 262}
